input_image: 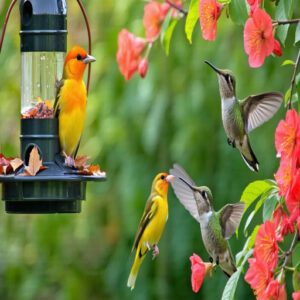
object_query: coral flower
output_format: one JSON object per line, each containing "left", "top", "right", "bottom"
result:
{"left": 199, "top": 0, "right": 222, "bottom": 41}
{"left": 245, "top": 258, "right": 272, "bottom": 299}
{"left": 244, "top": 8, "right": 276, "bottom": 68}
{"left": 265, "top": 279, "right": 287, "bottom": 300}
{"left": 190, "top": 253, "right": 213, "bottom": 293}
{"left": 275, "top": 110, "right": 300, "bottom": 159}
{"left": 116, "top": 29, "right": 146, "bottom": 80}
{"left": 254, "top": 221, "right": 278, "bottom": 271}
{"left": 143, "top": 1, "right": 169, "bottom": 42}
{"left": 286, "top": 169, "right": 300, "bottom": 214}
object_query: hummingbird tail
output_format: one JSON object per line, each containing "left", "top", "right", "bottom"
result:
{"left": 239, "top": 136, "right": 259, "bottom": 172}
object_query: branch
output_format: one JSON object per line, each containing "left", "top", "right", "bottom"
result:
{"left": 273, "top": 19, "right": 300, "bottom": 25}
{"left": 165, "top": 0, "right": 187, "bottom": 16}
{"left": 288, "top": 50, "right": 300, "bottom": 109}
{"left": 281, "top": 229, "right": 299, "bottom": 270}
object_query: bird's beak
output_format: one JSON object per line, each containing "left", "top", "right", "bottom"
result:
{"left": 166, "top": 175, "right": 175, "bottom": 183}
{"left": 83, "top": 54, "right": 96, "bottom": 64}
{"left": 204, "top": 60, "right": 225, "bottom": 76}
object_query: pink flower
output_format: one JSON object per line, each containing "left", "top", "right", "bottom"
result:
{"left": 143, "top": 1, "right": 169, "bottom": 42}
{"left": 247, "top": 0, "right": 262, "bottom": 16}
{"left": 275, "top": 110, "right": 300, "bottom": 159}
{"left": 116, "top": 29, "right": 146, "bottom": 80}
{"left": 293, "top": 290, "right": 300, "bottom": 300}
{"left": 273, "top": 39, "right": 282, "bottom": 57}
{"left": 244, "top": 8, "right": 276, "bottom": 68}
{"left": 199, "top": 0, "right": 222, "bottom": 41}
{"left": 190, "top": 253, "right": 213, "bottom": 293}
{"left": 245, "top": 258, "right": 272, "bottom": 299}
{"left": 286, "top": 169, "right": 300, "bottom": 214}
{"left": 254, "top": 221, "right": 278, "bottom": 271}
{"left": 264, "top": 279, "right": 287, "bottom": 300}
{"left": 275, "top": 158, "right": 294, "bottom": 198}
{"left": 138, "top": 58, "right": 148, "bottom": 78}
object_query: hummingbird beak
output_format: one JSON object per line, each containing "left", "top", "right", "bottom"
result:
{"left": 166, "top": 175, "right": 175, "bottom": 183}
{"left": 83, "top": 54, "right": 96, "bottom": 64}
{"left": 178, "top": 177, "right": 196, "bottom": 191}
{"left": 204, "top": 61, "right": 226, "bottom": 76}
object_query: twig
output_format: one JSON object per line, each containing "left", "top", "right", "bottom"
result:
{"left": 273, "top": 19, "right": 300, "bottom": 25}
{"left": 165, "top": 0, "right": 187, "bottom": 16}
{"left": 281, "top": 229, "right": 299, "bottom": 270}
{"left": 288, "top": 50, "right": 300, "bottom": 109}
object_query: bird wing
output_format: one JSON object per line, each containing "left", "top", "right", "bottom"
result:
{"left": 169, "top": 164, "right": 200, "bottom": 223}
{"left": 131, "top": 194, "right": 159, "bottom": 253}
{"left": 53, "top": 79, "right": 64, "bottom": 117}
{"left": 240, "top": 92, "right": 283, "bottom": 133}
{"left": 218, "top": 202, "right": 245, "bottom": 240}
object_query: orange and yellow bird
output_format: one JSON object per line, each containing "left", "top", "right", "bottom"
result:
{"left": 54, "top": 46, "right": 96, "bottom": 165}
{"left": 127, "top": 172, "right": 174, "bottom": 290}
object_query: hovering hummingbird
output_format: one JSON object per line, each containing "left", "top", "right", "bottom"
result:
{"left": 205, "top": 61, "right": 283, "bottom": 172}
{"left": 169, "top": 164, "right": 244, "bottom": 277}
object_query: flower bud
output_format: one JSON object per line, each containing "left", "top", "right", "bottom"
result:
{"left": 138, "top": 59, "right": 148, "bottom": 78}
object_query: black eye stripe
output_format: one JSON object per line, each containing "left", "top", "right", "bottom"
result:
{"left": 160, "top": 175, "right": 165, "bottom": 180}
{"left": 77, "top": 54, "right": 82, "bottom": 61}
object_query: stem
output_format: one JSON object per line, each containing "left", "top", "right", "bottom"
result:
{"left": 273, "top": 19, "right": 300, "bottom": 25}
{"left": 165, "top": 0, "right": 187, "bottom": 16}
{"left": 288, "top": 50, "right": 300, "bottom": 109}
{"left": 281, "top": 229, "right": 299, "bottom": 270}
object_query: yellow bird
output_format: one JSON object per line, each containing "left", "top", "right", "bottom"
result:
{"left": 54, "top": 46, "right": 96, "bottom": 165}
{"left": 127, "top": 172, "right": 174, "bottom": 290}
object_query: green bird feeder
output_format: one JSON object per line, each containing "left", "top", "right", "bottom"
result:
{"left": 0, "top": 0, "right": 106, "bottom": 214}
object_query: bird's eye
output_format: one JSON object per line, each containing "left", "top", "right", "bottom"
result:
{"left": 201, "top": 191, "right": 208, "bottom": 199}
{"left": 160, "top": 175, "right": 165, "bottom": 180}
{"left": 76, "top": 54, "right": 82, "bottom": 61}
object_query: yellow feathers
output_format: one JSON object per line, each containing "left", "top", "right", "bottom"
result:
{"left": 127, "top": 173, "right": 174, "bottom": 290}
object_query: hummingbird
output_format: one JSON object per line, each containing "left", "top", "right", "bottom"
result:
{"left": 169, "top": 164, "right": 245, "bottom": 277}
{"left": 205, "top": 61, "right": 283, "bottom": 172}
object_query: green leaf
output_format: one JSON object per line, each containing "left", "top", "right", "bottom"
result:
{"left": 275, "top": 0, "right": 294, "bottom": 45}
{"left": 161, "top": 19, "right": 178, "bottom": 56}
{"left": 185, "top": 0, "right": 199, "bottom": 44}
{"left": 281, "top": 59, "right": 295, "bottom": 66}
{"left": 160, "top": 10, "right": 172, "bottom": 46}
{"left": 295, "top": 22, "right": 300, "bottom": 44}
{"left": 241, "top": 180, "right": 274, "bottom": 213}
{"left": 221, "top": 269, "right": 241, "bottom": 300}
{"left": 218, "top": 0, "right": 231, "bottom": 3}
{"left": 285, "top": 87, "right": 291, "bottom": 106}
{"left": 229, "top": 0, "right": 248, "bottom": 26}
{"left": 293, "top": 263, "right": 300, "bottom": 291}
{"left": 293, "top": 243, "right": 300, "bottom": 268}
{"left": 263, "top": 196, "right": 278, "bottom": 222}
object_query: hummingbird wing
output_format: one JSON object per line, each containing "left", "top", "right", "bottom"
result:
{"left": 169, "top": 164, "right": 200, "bottom": 223}
{"left": 240, "top": 92, "right": 283, "bottom": 133}
{"left": 218, "top": 202, "right": 245, "bottom": 240}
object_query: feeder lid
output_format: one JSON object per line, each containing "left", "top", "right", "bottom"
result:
{"left": 20, "top": 0, "right": 67, "bottom": 15}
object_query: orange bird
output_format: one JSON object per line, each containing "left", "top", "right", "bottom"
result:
{"left": 54, "top": 46, "right": 96, "bottom": 165}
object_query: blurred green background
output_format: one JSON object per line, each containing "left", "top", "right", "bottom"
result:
{"left": 0, "top": 0, "right": 299, "bottom": 299}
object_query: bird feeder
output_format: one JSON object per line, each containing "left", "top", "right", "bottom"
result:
{"left": 0, "top": 0, "right": 106, "bottom": 214}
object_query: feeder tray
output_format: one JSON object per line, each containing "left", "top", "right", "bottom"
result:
{"left": 0, "top": 0, "right": 106, "bottom": 214}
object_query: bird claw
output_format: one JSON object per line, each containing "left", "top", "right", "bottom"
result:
{"left": 152, "top": 244, "right": 159, "bottom": 260}
{"left": 209, "top": 256, "right": 213, "bottom": 263}
{"left": 63, "top": 153, "right": 75, "bottom": 168}
{"left": 227, "top": 138, "right": 235, "bottom": 148}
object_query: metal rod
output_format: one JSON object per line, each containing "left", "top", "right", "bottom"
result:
{"left": 76, "top": 0, "right": 92, "bottom": 94}
{"left": 0, "top": 0, "right": 17, "bottom": 53}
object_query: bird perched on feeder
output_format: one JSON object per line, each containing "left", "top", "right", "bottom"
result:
{"left": 54, "top": 46, "right": 96, "bottom": 166}
{"left": 205, "top": 61, "right": 283, "bottom": 172}
{"left": 127, "top": 172, "right": 174, "bottom": 290}
{"left": 169, "top": 164, "right": 244, "bottom": 277}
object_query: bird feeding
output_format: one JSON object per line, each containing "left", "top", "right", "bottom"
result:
{"left": 0, "top": 0, "right": 106, "bottom": 214}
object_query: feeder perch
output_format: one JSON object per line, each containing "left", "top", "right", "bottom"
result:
{"left": 0, "top": 0, "right": 106, "bottom": 214}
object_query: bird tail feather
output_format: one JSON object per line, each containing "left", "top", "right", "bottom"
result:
{"left": 127, "top": 247, "right": 145, "bottom": 290}
{"left": 239, "top": 136, "right": 259, "bottom": 172}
